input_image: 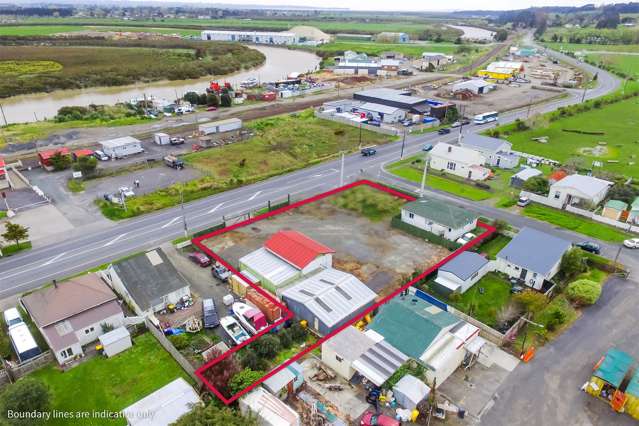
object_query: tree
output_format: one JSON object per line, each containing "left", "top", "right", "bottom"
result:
{"left": 241, "top": 350, "right": 268, "bottom": 372}
{"left": 560, "top": 248, "right": 587, "bottom": 280}
{"left": 220, "top": 93, "right": 233, "bottom": 107}
{"left": 277, "top": 329, "right": 292, "bottom": 349}
{"left": 252, "top": 335, "right": 280, "bottom": 359}
{"left": 198, "top": 93, "right": 208, "bottom": 105}
{"left": 173, "top": 404, "right": 257, "bottom": 426}
{"left": 513, "top": 289, "right": 547, "bottom": 315}
{"left": 288, "top": 322, "right": 307, "bottom": 342}
{"left": 2, "top": 222, "right": 29, "bottom": 248}
{"left": 522, "top": 176, "right": 549, "bottom": 195}
{"left": 76, "top": 155, "right": 97, "bottom": 177}
{"left": 444, "top": 105, "right": 459, "bottom": 124}
{"left": 0, "top": 378, "right": 50, "bottom": 426}
{"left": 206, "top": 93, "right": 219, "bottom": 107}
{"left": 228, "top": 368, "right": 265, "bottom": 394}
{"left": 49, "top": 151, "right": 71, "bottom": 171}
{"left": 494, "top": 29, "right": 508, "bottom": 42}
{"left": 200, "top": 349, "right": 240, "bottom": 397}
{"left": 566, "top": 279, "right": 601, "bottom": 306}
{"left": 183, "top": 91, "right": 200, "bottom": 105}
{"left": 607, "top": 184, "right": 639, "bottom": 205}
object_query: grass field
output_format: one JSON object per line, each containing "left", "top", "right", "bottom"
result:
{"left": 31, "top": 333, "right": 192, "bottom": 426}
{"left": 543, "top": 26, "right": 639, "bottom": 46}
{"left": 477, "top": 234, "right": 512, "bottom": 259}
{"left": 545, "top": 42, "right": 639, "bottom": 53}
{"left": 330, "top": 185, "right": 406, "bottom": 221}
{"left": 499, "top": 97, "right": 639, "bottom": 178}
{"left": 0, "top": 42, "right": 264, "bottom": 98}
{"left": 522, "top": 204, "right": 631, "bottom": 242}
{"left": 387, "top": 156, "right": 493, "bottom": 201}
{"left": 0, "top": 24, "right": 204, "bottom": 37}
{"left": 99, "top": 110, "right": 390, "bottom": 219}
{"left": 449, "top": 272, "right": 512, "bottom": 327}
{"left": 587, "top": 53, "right": 639, "bottom": 77}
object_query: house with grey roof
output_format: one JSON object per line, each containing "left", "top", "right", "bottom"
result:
{"left": 460, "top": 134, "right": 520, "bottom": 169}
{"left": 495, "top": 227, "right": 572, "bottom": 290}
{"left": 355, "top": 102, "right": 406, "bottom": 123}
{"left": 549, "top": 174, "right": 613, "bottom": 207}
{"left": 510, "top": 167, "right": 542, "bottom": 188}
{"left": 428, "top": 143, "right": 491, "bottom": 181}
{"left": 103, "top": 249, "right": 191, "bottom": 319}
{"left": 321, "top": 326, "right": 377, "bottom": 381}
{"left": 435, "top": 251, "right": 492, "bottom": 294}
{"left": 281, "top": 268, "right": 376, "bottom": 336}
{"left": 401, "top": 198, "right": 479, "bottom": 241}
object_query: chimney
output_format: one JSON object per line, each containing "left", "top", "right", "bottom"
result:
{"left": 52, "top": 279, "right": 58, "bottom": 289}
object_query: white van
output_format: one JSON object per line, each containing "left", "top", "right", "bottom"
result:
{"left": 3, "top": 308, "right": 22, "bottom": 328}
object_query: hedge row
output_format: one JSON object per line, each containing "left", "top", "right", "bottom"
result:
{"left": 390, "top": 214, "right": 460, "bottom": 250}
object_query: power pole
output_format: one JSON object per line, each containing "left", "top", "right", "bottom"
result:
{"left": 180, "top": 186, "right": 188, "bottom": 237}
{"left": 400, "top": 130, "right": 406, "bottom": 160}
{"left": 0, "top": 104, "right": 7, "bottom": 126}
{"left": 581, "top": 85, "right": 588, "bottom": 103}
{"left": 358, "top": 123, "right": 362, "bottom": 148}
{"left": 120, "top": 189, "right": 127, "bottom": 212}
{"left": 420, "top": 155, "right": 429, "bottom": 196}
{"left": 339, "top": 152, "right": 345, "bottom": 186}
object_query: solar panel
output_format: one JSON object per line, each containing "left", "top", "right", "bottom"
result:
{"left": 315, "top": 297, "right": 333, "bottom": 313}
{"left": 334, "top": 286, "right": 352, "bottom": 300}
{"left": 319, "top": 278, "right": 335, "bottom": 286}
{"left": 299, "top": 289, "right": 315, "bottom": 297}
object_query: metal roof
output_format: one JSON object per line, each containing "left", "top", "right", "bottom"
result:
{"left": 592, "top": 348, "right": 634, "bottom": 388}
{"left": 123, "top": 378, "right": 200, "bottom": 426}
{"left": 605, "top": 199, "right": 628, "bottom": 211}
{"left": 497, "top": 227, "right": 572, "bottom": 276}
{"left": 99, "top": 136, "right": 141, "bottom": 149}
{"left": 550, "top": 174, "right": 613, "bottom": 199}
{"left": 98, "top": 326, "right": 130, "bottom": 347}
{"left": 263, "top": 366, "right": 295, "bottom": 394}
{"left": 264, "top": 230, "right": 334, "bottom": 269}
{"left": 461, "top": 134, "right": 511, "bottom": 153}
{"left": 512, "top": 167, "right": 542, "bottom": 181}
{"left": 368, "top": 296, "right": 459, "bottom": 360}
{"left": 626, "top": 367, "right": 639, "bottom": 397}
{"left": 402, "top": 198, "right": 478, "bottom": 229}
{"left": 439, "top": 252, "right": 489, "bottom": 281}
{"left": 358, "top": 102, "right": 403, "bottom": 114}
{"left": 323, "top": 326, "right": 376, "bottom": 362}
{"left": 281, "top": 268, "right": 376, "bottom": 328}
{"left": 430, "top": 143, "right": 486, "bottom": 166}
{"left": 354, "top": 88, "right": 426, "bottom": 105}
{"left": 352, "top": 338, "right": 409, "bottom": 386}
{"left": 239, "top": 247, "right": 299, "bottom": 287}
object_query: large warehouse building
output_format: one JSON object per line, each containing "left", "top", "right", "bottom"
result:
{"left": 201, "top": 30, "right": 298, "bottom": 45}
{"left": 353, "top": 88, "right": 431, "bottom": 114}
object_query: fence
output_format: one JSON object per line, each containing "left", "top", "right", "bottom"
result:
{"left": 3, "top": 351, "right": 54, "bottom": 382}
{"left": 519, "top": 190, "right": 564, "bottom": 209}
{"left": 314, "top": 111, "right": 400, "bottom": 136}
{"left": 566, "top": 205, "right": 639, "bottom": 234}
{"left": 144, "top": 319, "right": 201, "bottom": 385}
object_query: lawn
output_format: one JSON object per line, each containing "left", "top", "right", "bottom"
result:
{"left": 31, "top": 333, "right": 192, "bottom": 426}
{"left": 498, "top": 96, "right": 639, "bottom": 179}
{"left": 448, "top": 272, "right": 512, "bottom": 328}
{"left": 387, "top": 156, "right": 493, "bottom": 201}
{"left": 587, "top": 52, "right": 639, "bottom": 77}
{"left": 0, "top": 241, "right": 32, "bottom": 257}
{"left": 544, "top": 41, "right": 639, "bottom": 53}
{"left": 99, "top": 110, "right": 390, "bottom": 219}
{"left": 330, "top": 185, "right": 406, "bottom": 221}
{"left": 522, "top": 204, "right": 631, "bottom": 243}
{"left": 0, "top": 25, "right": 87, "bottom": 36}
{"left": 476, "top": 234, "right": 512, "bottom": 259}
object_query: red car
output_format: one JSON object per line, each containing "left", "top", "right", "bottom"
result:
{"left": 360, "top": 412, "right": 400, "bottom": 426}
{"left": 188, "top": 252, "right": 211, "bottom": 267}
{"left": 206, "top": 106, "right": 218, "bottom": 111}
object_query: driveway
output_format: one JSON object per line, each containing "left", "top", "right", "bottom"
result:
{"left": 480, "top": 276, "right": 639, "bottom": 426}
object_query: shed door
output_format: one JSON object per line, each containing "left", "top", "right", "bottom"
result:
{"left": 313, "top": 317, "right": 319, "bottom": 331}
{"left": 519, "top": 268, "right": 527, "bottom": 280}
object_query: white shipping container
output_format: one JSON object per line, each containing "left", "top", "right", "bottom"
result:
{"left": 154, "top": 133, "right": 170, "bottom": 145}
{"left": 100, "top": 136, "right": 144, "bottom": 159}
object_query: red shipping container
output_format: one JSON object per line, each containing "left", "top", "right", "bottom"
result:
{"left": 245, "top": 288, "right": 281, "bottom": 323}
{"left": 261, "top": 92, "right": 277, "bottom": 102}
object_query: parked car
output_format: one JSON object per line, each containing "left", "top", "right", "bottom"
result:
{"left": 206, "top": 106, "right": 218, "bottom": 111}
{"left": 360, "top": 411, "right": 399, "bottom": 426}
{"left": 455, "top": 232, "right": 477, "bottom": 245}
{"left": 188, "top": 252, "right": 211, "bottom": 267}
{"left": 422, "top": 144, "right": 433, "bottom": 152}
{"left": 437, "top": 128, "right": 451, "bottom": 135}
{"left": 361, "top": 147, "right": 377, "bottom": 157}
{"left": 517, "top": 196, "right": 531, "bottom": 207}
{"left": 103, "top": 193, "right": 123, "bottom": 205}
{"left": 212, "top": 263, "right": 231, "bottom": 282}
{"left": 511, "top": 284, "right": 525, "bottom": 294}
{"left": 119, "top": 186, "right": 135, "bottom": 198}
{"left": 170, "top": 137, "right": 185, "bottom": 145}
{"left": 623, "top": 238, "right": 639, "bottom": 249}
{"left": 575, "top": 241, "right": 601, "bottom": 254}
{"left": 93, "top": 150, "right": 109, "bottom": 161}
{"left": 202, "top": 298, "right": 220, "bottom": 328}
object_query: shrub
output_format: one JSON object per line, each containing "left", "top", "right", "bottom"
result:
{"left": 168, "top": 334, "right": 189, "bottom": 350}
{"left": 539, "top": 304, "right": 568, "bottom": 331}
{"left": 288, "top": 322, "right": 307, "bottom": 342}
{"left": 0, "top": 378, "right": 50, "bottom": 426}
{"left": 228, "top": 368, "right": 265, "bottom": 395}
{"left": 560, "top": 248, "right": 588, "bottom": 280}
{"left": 522, "top": 176, "right": 549, "bottom": 195}
{"left": 277, "top": 329, "right": 293, "bottom": 348}
{"left": 253, "top": 335, "right": 280, "bottom": 359}
{"left": 513, "top": 290, "right": 547, "bottom": 314}
{"left": 566, "top": 279, "right": 601, "bottom": 305}
{"left": 241, "top": 351, "right": 268, "bottom": 372}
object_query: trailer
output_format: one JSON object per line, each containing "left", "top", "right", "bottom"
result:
{"left": 198, "top": 118, "right": 242, "bottom": 135}
{"left": 154, "top": 133, "right": 171, "bottom": 145}
{"left": 8, "top": 323, "right": 41, "bottom": 363}
{"left": 164, "top": 155, "right": 184, "bottom": 169}
{"left": 99, "top": 136, "right": 144, "bottom": 159}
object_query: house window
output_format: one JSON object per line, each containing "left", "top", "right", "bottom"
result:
{"left": 335, "top": 355, "right": 343, "bottom": 363}
{"left": 85, "top": 326, "right": 95, "bottom": 334}
{"left": 533, "top": 273, "right": 538, "bottom": 278}
{"left": 554, "top": 191, "right": 561, "bottom": 199}
{"left": 408, "top": 212, "right": 414, "bottom": 219}
{"left": 446, "top": 162, "right": 457, "bottom": 171}
{"left": 61, "top": 347, "right": 73, "bottom": 358}
{"left": 471, "top": 272, "right": 479, "bottom": 280}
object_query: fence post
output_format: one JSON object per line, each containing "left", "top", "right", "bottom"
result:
{"left": 268, "top": 200, "right": 271, "bottom": 212}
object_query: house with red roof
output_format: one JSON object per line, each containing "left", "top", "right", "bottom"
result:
{"left": 239, "top": 230, "right": 335, "bottom": 294}
{"left": 548, "top": 169, "right": 568, "bottom": 185}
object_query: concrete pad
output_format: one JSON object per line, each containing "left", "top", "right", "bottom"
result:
{"left": 478, "top": 342, "right": 520, "bottom": 372}
{"left": 2, "top": 204, "right": 74, "bottom": 246}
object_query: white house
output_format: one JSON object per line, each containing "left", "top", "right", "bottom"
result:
{"left": 123, "top": 378, "right": 201, "bottom": 426}
{"left": 103, "top": 249, "right": 191, "bottom": 318}
{"left": 429, "top": 143, "right": 490, "bottom": 181}
{"left": 460, "top": 134, "right": 520, "bottom": 169}
{"left": 201, "top": 30, "right": 298, "bottom": 45}
{"left": 549, "top": 174, "right": 613, "bottom": 207}
{"left": 401, "top": 198, "right": 479, "bottom": 242}
{"left": 21, "top": 273, "right": 125, "bottom": 365}
{"left": 435, "top": 251, "right": 492, "bottom": 294}
{"left": 495, "top": 227, "right": 572, "bottom": 290}
{"left": 355, "top": 102, "right": 406, "bottom": 123}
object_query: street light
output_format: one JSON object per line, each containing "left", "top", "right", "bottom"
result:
{"left": 419, "top": 153, "right": 430, "bottom": 196}
{"left": 180, "top": 185, "right": 188, "bottom": 238}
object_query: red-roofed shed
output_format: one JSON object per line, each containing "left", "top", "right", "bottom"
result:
{"left": 72, "top": 149, "right": 94, "bottom": 160}
{"left": 264, "top": 230, "right": 334, "bottom": 272}
{"left": 548, "top": 170, "right": 568, "bottom": 184}
{"left": 38, "top": 147, "right": 71, "bottom": 168}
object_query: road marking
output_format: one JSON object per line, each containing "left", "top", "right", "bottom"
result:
{"left": 248, "top": 191, "right": 262, "bottom": 201}
{"left": 161, "top": 216, "right": 181, "bottom": 229}
{"left": 208, "top": 202, "right": 227, "bottom": 214}
{"left": 103, "top": 233, "right": 127, "bottom": 247}
{"left": 312, "top": 168, "right": 338, "bottom": 178}
{"left": 42, "top": 252, "right": 66, "bottom": 266}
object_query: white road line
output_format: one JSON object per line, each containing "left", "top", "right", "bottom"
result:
{"left": 248, "top": 191, "right": 262, "bottom": 201}
{"left": 161, "top": 216, "right": 181, "bottom": 229}
{"left": 42, "top": 252, "right": 66, "bottom": 266}
{"left": 103, "top": 233, "right": 127, "bottom": 247}
{"left": 208, "top": 202, "right": 227, "bottom": 214}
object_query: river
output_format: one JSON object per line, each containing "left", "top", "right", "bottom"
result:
{"left": 448, "top": 25, "right": 495, "bottom": 41}
{"left": 0, "top": 45, "right": 321, "bottom": 125}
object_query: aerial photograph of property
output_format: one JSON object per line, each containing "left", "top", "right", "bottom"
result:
{"left": 1, "top": 0, "right": 639, "bottom": 425}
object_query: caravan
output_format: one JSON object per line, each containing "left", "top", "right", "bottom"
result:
{"left": 8, "top": 323, "right": 41, "bottom": 363}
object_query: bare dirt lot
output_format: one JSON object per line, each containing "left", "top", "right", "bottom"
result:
{"left": 201, "top": 193, "right": 449, "bottom": 299}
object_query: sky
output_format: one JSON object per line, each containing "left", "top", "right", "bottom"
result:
{"left": 179, "top": 0, "right": 607, "bottom": 12}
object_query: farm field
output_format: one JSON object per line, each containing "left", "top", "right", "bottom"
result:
{"left": 500, "top": 97, "right": 639, "bottom": 178}
{"left": 545, "top": 41, "right": 639, "bottom": 53}
{"left": 99, "top": 110, "right": 390, "bottom": 219}
{"left": 0, "top": 43, "right": 264, "bottom": 98}
{"left": 0, "top": 24, "right": 202, "bottom": 37}
{"left": 31, "top": 333, "right": 192, "bottom": 426}
{"left": 587, "top": 53, "right": 639, "bottom": 77}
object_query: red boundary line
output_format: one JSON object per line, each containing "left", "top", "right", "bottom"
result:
{"left": 192, "top": 180, "right": 495, "bottom": 404}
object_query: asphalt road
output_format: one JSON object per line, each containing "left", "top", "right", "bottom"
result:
{"left": 0, "top": 43, "right": 626, "bottom": 299}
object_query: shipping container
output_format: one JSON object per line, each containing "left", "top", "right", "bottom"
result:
{"left": 154, "top": 133, "right": 171, "bottom": 145}
{"left": 198, "top": 118, "right": 242, "bottom": 135}
{"left": 245, "top": 288, "right": 281, "bottom": 323}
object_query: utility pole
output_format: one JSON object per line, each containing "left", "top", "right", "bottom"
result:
{"left": 0, "top": 104, "right": 7, "bottom": 126}
{"left": 419, "top": 154, "right": 429, "bottom": 196}
{"left": 581, "top": 85, "right": 588, "bottom": 103}
{"left": 339, "top": 152, "right": 345, "bottom": 186}
{"left": 119, "top": 189, "right": 127, "bottom": 212}
{"left": 400, "top": 130, "right": 406, "bottom": 160}
{"left": 180, "top": 186, "right": 188, "bottom": 237}
{"left": 358, "top": 123, "right": 362, "bottom": 148}
{"left": 526, "top": 96, "right": 533, "bottom": 119}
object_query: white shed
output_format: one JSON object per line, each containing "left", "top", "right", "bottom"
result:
{"left": 98, "top": 326, "right": 132, "bottom": 358}
{"left": 240, "top": 387, "right": 300, "bottom": 426}
{"left": 392, "top": 374, "right": 430, "bottom": 410}
{"left": 99, "top": 136, "right": 144, "bottom": 159}
{"left": 153, "top": 133, "right": 170, "bottom": 145}
{"left": 122, "top": 378, "right": 200, "bottom": 426}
